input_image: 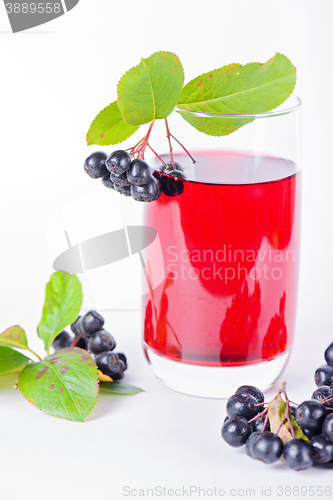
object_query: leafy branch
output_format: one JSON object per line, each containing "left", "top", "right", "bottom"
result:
{"left": 86, "top": 51, "right": 296, "bottom": 168}
{"left": 0, "top": 271, "right": 143, "bottom": 422}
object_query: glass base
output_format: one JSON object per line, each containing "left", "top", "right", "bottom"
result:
{"left": 144, "top": 344, "right": 291, "bottom": 399}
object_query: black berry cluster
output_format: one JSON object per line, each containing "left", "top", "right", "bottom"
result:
{"left": 222, "top": 383, "right": 333, "bottom": 470}
{"left": 315, "top": 341, "right": 333, "bottom": 387}
{"left": 51, "top": 310, "right": 127, "bottom": 381}
{"left": 222, "top": 341, "right": 333, "bottom": 471}
{"left": 84, "top": 150, "right": 161, "bottom": 202}
{"left": 84, "top": 151, "right": 186, "bottom": 201}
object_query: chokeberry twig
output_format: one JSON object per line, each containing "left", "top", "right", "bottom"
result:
{"left": 168, "top": 132, "right": 197, "bottom": 164}
{"left": 71, "top": 335, "right": 82, "bottom": 348}
{"left": 147, "top": 144, "right": 167, "bottom": 166}
{"left": 165, "top": 118, "right": 175, "bottom": 169}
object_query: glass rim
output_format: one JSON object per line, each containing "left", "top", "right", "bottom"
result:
{"left": 175, "top": 94, "right": 302, "bottom": 119}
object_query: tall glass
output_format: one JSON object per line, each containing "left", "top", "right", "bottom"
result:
{"left": 143, "top": 96, "right": 302, "bottom": 398}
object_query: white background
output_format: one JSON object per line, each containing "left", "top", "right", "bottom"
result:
{"left": 1, "top": 1, "right": 333, "bottom": 499}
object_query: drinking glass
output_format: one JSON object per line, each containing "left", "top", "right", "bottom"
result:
{"left": 143, "top": 96, "right": 302, "bottom": 398}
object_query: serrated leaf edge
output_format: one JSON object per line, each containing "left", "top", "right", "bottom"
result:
{"left": 18, "top": 348, "right": 99, "bottom": 423}
{"left": 178, "top": 52, "right": 296, "bottom": 112}
{"left": 117, "top": 51, "right": 185, "bottom": 125}
{"left": 86, "top": 100, "right": 140, "bottom": 146}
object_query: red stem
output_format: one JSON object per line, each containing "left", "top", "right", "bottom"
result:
{"left": 164, "top": 118, "right": 175, "bottom": 169}
{"left": 248, "top": 406, "right": 268, "bottom": 423}
{"left": 137, "top": 121, "right": 155, "bottom": 160}
{"left": 71, "top": 335, "right": 82, "bottom": 348}
{"left": 169, "top": 132, "right": 197, "bottom": 163}
{"left": 147, "top": 144, "right": 167, "bottom": 166}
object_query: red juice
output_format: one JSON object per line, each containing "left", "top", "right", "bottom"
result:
{"left": 143, "top": 151, "right": 301, "bottom": 367}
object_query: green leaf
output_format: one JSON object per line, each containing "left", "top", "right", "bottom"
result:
{"left": 0, "top": 346, "right": 31, "bottom": 375}
{"left": 177, "top": 53, "right": 296, "bottom": 136}
{"left": 38, "top": 271, "right": 83, "bottom": 354}
{"left": 99, "top": 381, "right": 144, "bottom": 395}
{"left": 269, "top": 395, "right": 308, "bottom": 447}
{"left": 86, "top": 100, "right": 140, "bottom": 146}
{"left": 18, "top": 348, "right": 98, "bottom": 422}
{"left": 117, "top": 51, "right": 184, "bottom": 126}
{"left": 278, "top": 397, "right": 309, "bottom": 441}
{"left": 0, "top": 325, "right": 29, "bottom": 350}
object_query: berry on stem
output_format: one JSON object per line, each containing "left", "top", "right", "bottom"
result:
{"left": 114, "top": 184, "right": 131, "bottom": 197}
{"left": 324, "top": 342, "right": 333, "bottom": 367}
{"left": 52, "top": 330, "right": 72, "bottom": 351}
{"left": 245, "top": 431, "right": 262, "bottom": 458}
{"left": 311, "top": 434, "right": 333, "bottom": 463}
{"left": 315, "top": 365, "right": 333, "bottom": 387}
{"left": 322, "top": 413, "right": 333, "bottom": 443}
{"left": 221, "top": 416, "right": 251, "bottom": 447}
{"left": 252, "top": 432, "right": 284, "bottom": 464}
{"left": 295, "top": 400, "right": 327, "bottom": 433}
{"left": 283, "top": 439, "right": 314, "bottom": 471}
{"left": 127, "top": 159, "right": 151, "bottom": 185}
{"left": 226, "top": 393, "right": 259, "bottom": 420}
{"left": 106, "top": 150, "right": 131, "bottom": 174}
{"left": 81, "top": 310, "right": 105, "bottom": 337}
{"left": 250, "top": 414, "right": 270, "bottom": 433}
{"left": 101, "top": 173, "right": 115, "bottom": 189}
{"left": 71, "top": 316, "right": 83, "bottom": 336}
{"left": 235, "top": 385, "right": 265, "bottom": 404}
{"left": 95, "top": 352, "right": 125, "bottom": 380}
{"left": 117, "top": 352, "right": 128, "bottom": 370}
{"left": 131, "top": 177, "right": 161, "bottom": 202}
{"left": 84, "top": 152, "right": 108, "bottom": 179}
{"left": 88, "top": 330, "right": 116, "bottom": 355}
{"left": 110, "top": 170, "right": 130, "bottom": 187}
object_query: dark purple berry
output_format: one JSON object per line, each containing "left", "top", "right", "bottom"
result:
{"left": 312, "top": 386, "right": 333, "bottom": 408}
{"left": 110, "top": 170, "right": 130, "bottom": 187}
{"left": 311, "top": 434, "right": 333, "bottom": 463}
{"left": 95, "top": 352, "right": 125, "bottom": 380}
{"left": 246, "top": 431, "right": 262, "bottom": 458}
{"left": 283, "top": 439, "right": 314, "bottom": 471}
{"left": 131, "top": 177, "right": 161, "bottom": 202}
{"left": 117, "top": 352, "right": 127, "bottom": 370}
{"left": 325, "top": 342, "right": 333, "bottom": 367}
{"left": 106, "top": 150, "right": 131, "bottom": 175}
{"left": 302, "top": 427, "right": 320, "bottom": 440}
{"left": 315, "top": 365, "right": 333, "bottom": 387}
{"left": 154, "top": 170, "right": 184, "bottom": 197}
{"left": 322, "top": 413, "right": 333, "bottom": 443}
{"left": 101, "top": 173, "right": 115, "bottom": 189}
{"left": 252, "top": 432, "right": 284, "bottom": 464}
{"left": 250, "top": 414, "right": 270, "bottom": 433}
{"left": 312, "top": 386, "right": 331, "bottom": 401}
{"left": 71, "top": 316, "right": 83, "bottom": 336}
{"left": 81, "top": 310, "right": 104, "bottom": 337}
{"left": 127, "top": 159, "right": 151, "bottom": 185}
{"left": 84, "top": 152, "right": 108, "bottom": 179}
{"left": 87, "top": 329, "right": 116, "bottom": 355}
{"left": 76, "top": 336, "right": 88, "bottom": 350}
{"left": 221, "top": 416, "right": 251, "bottom": 447}
{"left": 114, "top": 183, "right": 131, "bottom": 197}
{"left": 226, "top": 393, "right": 259, "bottom": 420}
{"left": 52, "top": 330, "right": 72, "bottom": 351}
{"left": 295, "top": 400, "right": 327, "bottom": 433}
{"left": 235, "top": 385, "right": 265, "bottom": 404}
